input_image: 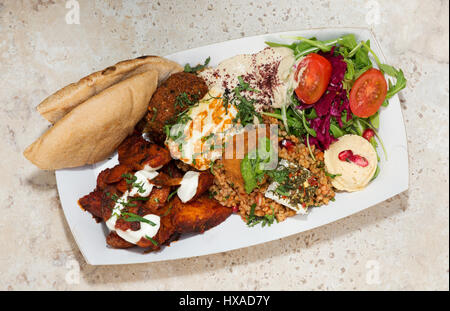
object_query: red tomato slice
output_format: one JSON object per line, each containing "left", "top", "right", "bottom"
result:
{"left": 349, "top": 68, "right": 387, "bottom": 118}
{"left": 294, "top": 53, "right": 332, "bottom": 105}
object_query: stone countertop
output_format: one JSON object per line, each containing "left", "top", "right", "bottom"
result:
{"left": 0, "top": 0, "right": 448, "bottom": 290}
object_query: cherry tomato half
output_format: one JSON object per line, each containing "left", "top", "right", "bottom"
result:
{"left": 349, "top": 68, "right": 387, "bottom": 118}
{"left": 294, "top": 53, "right": 332, "bottom": 105}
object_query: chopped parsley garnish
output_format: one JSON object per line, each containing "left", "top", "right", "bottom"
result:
{"left": 145, "top": 236, "right": 159, "bottom": 246}
{"left": 132, "top": 181, "right": 146, "bottom": 194}
{"left": 167, "top": 189, "right": 178, "bottom": 202}
{"left": 107, "top": 192, "right": 137, "bottom": 207}
{"left": 175, "top": 92, "right": 198, "bottom": 109}
{"left": 122, "top": 173, "right": 137, "bottom": 185}
{"left": 162, "top": 203, "right": 174, "bottom": 217}
{"left": 208, "top": 190, "right": 217, "bottom": 199}
{"left": 164, "top": 92, "right": 201, "bottom": 141}
{"left": 121, "top": 173, "right": 147, "bottom": 194}
{"left": 121, "top": 212, "right": 157, "bottom": 226}
{"left": 201, "top": 132, "right": 215, "bottom": 142}
{"left": 129, "top": 197, "right": 150, "bottom": 202}
{"left": 210, "top": 160, "right": 216, "bottom": 175}
{"left": 231, "top": 76, "right": 262, "bottom": 126}
{"left": 222, "top": 88, "right": 231, "bottom": 114}
{"left": 246, "top": 205, "right": 278, "bottom": 228}
{"left": 151, "top": 107, "right": 158, "bottom": 122}
{"left": 324, "top": 170, "right": 342, "bottom": 179}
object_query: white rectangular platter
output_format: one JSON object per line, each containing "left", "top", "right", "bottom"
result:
{"left": 55, "top": 28, "right": 409, "bottom": 265}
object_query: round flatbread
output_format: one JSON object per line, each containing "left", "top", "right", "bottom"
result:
{"left": 38, "top": 56, "right": 183, "bottom": 124}
{"left": 24, "top": 70, "right": 159, "bottom": 170}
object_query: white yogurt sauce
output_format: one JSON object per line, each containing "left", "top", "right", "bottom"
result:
{"left": 105, "top": 166, "right": 161, "bottom": 245}
{"left": 143, "top": 164, "right": 163, "bottom": 171}
{"left": 116, "top": 214, "right": 161, "bottom": 244}
{"left": 129, "top": 170, "right": 159, "bottom": 197}
{"left": 177, "top": 171, "right": 200, "bottom": 203}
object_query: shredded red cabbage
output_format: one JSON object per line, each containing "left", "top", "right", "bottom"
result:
{"left": 296, "top": 47, "right": 352, "bottom": 150}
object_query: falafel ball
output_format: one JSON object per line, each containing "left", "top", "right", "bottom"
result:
{"left": 144, "top": 72, "right": 208, "bottom": 143}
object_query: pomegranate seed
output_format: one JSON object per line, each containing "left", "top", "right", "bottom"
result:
{"left": 308, "top": 177, "right": 318, "bottom": 186}
{"left": 280, "top": 139, "right": 295, "bottom": 151}
{"left": 338, "top": 150, "right": 353, "bottom": 161}
{"left": 363, "top": 129, "right": 375, "bottom": 142}
{"left": 232, "top": 206, "right": 239, "bottom": 213}
{"left": 349, "top": 155, "right": 369, "bottom": 167}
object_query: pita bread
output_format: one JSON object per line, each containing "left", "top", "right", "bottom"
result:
{"left": 24, "top": 70, "right": 159, "bottom": 170}
{"left": 38, "top": 56, "right": 183, "bottom": 124}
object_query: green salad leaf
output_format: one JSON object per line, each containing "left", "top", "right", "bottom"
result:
{"left": 240, "top": 137, "right": 276, "bottom": 194}
{"left": 383, "top": 67, "right": 407, "bottom": 106}
{"left": 184, "top": 56, "right": 211, "bottom": 73}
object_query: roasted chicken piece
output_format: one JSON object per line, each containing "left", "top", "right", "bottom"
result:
{"left": 149, "top": 172, "right": 182, "bottom": 187}
{"left": 172, "top": 195, "right": 232, "bottom": 233}
{"left": 106, "top": 231, "right": 135, "bottom": 249}
{"left": 104, "top": 164, "right": 132, "bottom": 184}
{"left": 137, "top": 195, "right": 232, "bottom": 250}
{"left": 149, "top": 171, "right": 214, "bottom": 203}
{"left": 190, "top": 172, "right": 215, "bottom": 202}
{"left": 160, "top": 161, "right": 185, "bottom": 179}
{"left": 78, "top": 190, "right": 103, "bottom": 222}
{"left": 136, "top": 202, "right": 179, "bottom": 250}
{"left": 146, "top": 186, "right": 171, "bottom": 210}
{"left": 118, "top": 133, "right": 171, "bottom": 171}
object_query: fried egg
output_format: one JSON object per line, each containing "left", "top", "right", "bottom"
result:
{"left": 166, "top": 87, "right": 239, "bottom": 170}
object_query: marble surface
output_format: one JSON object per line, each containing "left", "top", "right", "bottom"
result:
{"left": 0, "top": 0, "right": 448, "bottom": 291}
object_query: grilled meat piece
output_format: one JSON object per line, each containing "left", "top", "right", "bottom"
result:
{"left": 106, "top": 231, "right": 135, "bottom": 249}
{"left": 118, "top": 134, "right": 171, "bottom": 171}
{"left": 78, "top": 190, "right": 104, "bottom": 222}
{"left": 172, "top": 195, "right": 232, "bottom": 233}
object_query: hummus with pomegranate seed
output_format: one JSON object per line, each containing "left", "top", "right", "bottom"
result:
{"left": 324, "top": 134, "right": 378, "bottom": 192}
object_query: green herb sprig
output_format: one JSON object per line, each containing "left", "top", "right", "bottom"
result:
{"left": 184, "top": 57, "right": 211, "bottom": 73}
{"left": 121, "top": 212, "right": 157, "bottom": 226}
{"left": 246, "top": 205, "right": 278, "bottom": 228}
{"left": 231, "top": 76, "right": 262, "bottom": 126}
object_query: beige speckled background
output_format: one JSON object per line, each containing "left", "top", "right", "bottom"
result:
{"left": 0, "top": 0, "right": 448, "bottom": 291}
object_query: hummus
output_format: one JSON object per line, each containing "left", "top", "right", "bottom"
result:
{"left": 199, "top": 47, "right": 296, "bottom": 111}
{"left": 324, "top": 135, "right": 378, "bottom": 192}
